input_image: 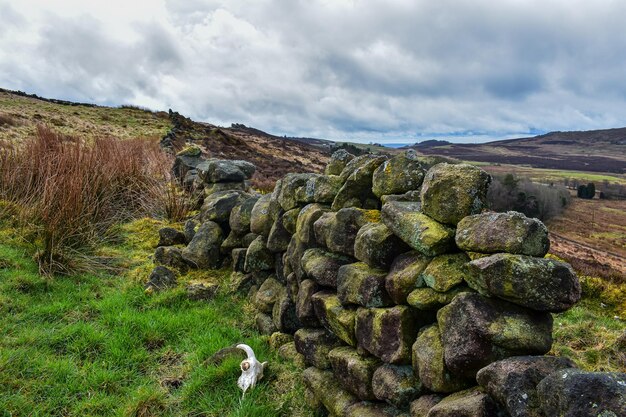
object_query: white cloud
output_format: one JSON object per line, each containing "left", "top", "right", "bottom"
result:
{"left": 1, "top": 0, "right": 626, "bottom": 143}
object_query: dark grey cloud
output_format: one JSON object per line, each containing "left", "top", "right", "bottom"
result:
{"left": 2, "top": 0, "right": 626, "bottom": 143}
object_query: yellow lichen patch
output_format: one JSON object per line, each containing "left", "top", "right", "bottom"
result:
{"left": 119, "top": 218, "right": 174, "bottom": 252}
{"left": 361, "top": 209, "right": 381, "bottom": 223}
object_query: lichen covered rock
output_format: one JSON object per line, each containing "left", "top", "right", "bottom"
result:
{"left": 337, "top": 262, "right": 393, "bottom": 308}
{"left": 250, "top": 194, "right": 273, "bottom": 236}
{"left": 355, "top": 222, "right": 410, "bottom": 269}
{"left": 244, "top": 235, "right": 275, "bottom": 272}
{"left": 314, "top": 207, "right": 381, "bottom": 256}
{"left": 372, "top": 150, "right": 425, "bottom": 198}
{"left": 154, "top": 246, "right": 188, "bottom": 272}
{"left": 420, "top": 163, "right": 491, "bottom": 225}
{"left": 181, "top": 221, "right": 224, "bottom": 269}
{"left": 196, "top": 159, "right": 255, "bottom": 183}
{"left": 438, "top": 293, "right": 553, "bottom": 379}
{"left": 295, "top": 329, "right": 343, "bottom": 369}
{"left": 372, "top": 364, "right": 423, "bottom": 409}
{"left": 420, "top": 253, "right": 469, "bottom": 293}
{"left": 385, "top": 251, "right": 432, "bottom": 305}
{"left": 325, "top": 149, "right": 355, "bottom": 175}
{"left": 157, "top": 227, "right": 186, "bottom": 247}
{"left": 301, "top": 248, "right": 354, "bottom": 288}
{"left": 229, "top": 196, "right": 259, "bottom": 234}
{"left": 329, "top": 346, "right": 382, "bottom": 400}
{"left": 303, "top": 367, "right": 359, "bottom": 415}
{"left": 253, "top": 276, "right": 284, "bottom": 313}
{"left": 201, "top": 190, "right": 249, "bottom": 224}
{"left": 467, "top": 253, "right": 581, "bottom": 312}
{"left": 382, "top": 202, "right": 455, "bottom": 256}
{"left": 296, "top": 279, "right": 321, "bottom": 327}
{"left": 456, "top": 211, "right": 550, "bottom": 257}
{"left": 332, "top": 154, "right": 387, "bottom": 210}
{"left": 278, "top": 173, "right": 317, "bottom": 210}
{"left": 407, "top": 286, "right": 473, "bottom": 310}
{"left": 312, "top": 291, "right": 358, "bottom": 346}
{"left": 427, "top": 387, "right": 502, "bottom": 417}
{"left": 296, "top": 203, "right": 330, "bottom": 244}
{"left": 272, "top": 291, "right": 302, "bottom": 334}
{"left": 145, "top": 266, "right": 177, "bottom": 292}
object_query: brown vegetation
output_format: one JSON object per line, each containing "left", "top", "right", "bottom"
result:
{"left": 0, "top": 126, "right": 174, "bottom": 274}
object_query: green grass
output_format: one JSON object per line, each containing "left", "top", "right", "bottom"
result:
{"left": 0, "top": 221, "right": 309, "bottom": 417}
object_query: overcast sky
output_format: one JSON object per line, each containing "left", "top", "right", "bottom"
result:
{"left": 1, "top": 0, "right": 625, "bottom": 143}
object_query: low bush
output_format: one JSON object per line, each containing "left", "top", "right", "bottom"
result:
{"left": 0, "top": 125, "right": 178, "bottom": 274}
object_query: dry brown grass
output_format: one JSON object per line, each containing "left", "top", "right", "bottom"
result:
{"left": 0, "top": 125, "right": 175, "bottom": 274}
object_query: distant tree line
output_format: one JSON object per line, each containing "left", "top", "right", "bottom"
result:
{"left": 487, "top": 174, "right": 570, "bottom": 221}
{"left": 330, "top": 143, "right": 369, "bottom": 156}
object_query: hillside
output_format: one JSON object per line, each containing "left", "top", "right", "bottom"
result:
{"left": 408, "top": 127, "right": 626, "bottom": 174}
{"left": 0, "top": 89, "right": 329, "bottom": 188}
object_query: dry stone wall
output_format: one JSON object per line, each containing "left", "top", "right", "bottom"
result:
{"left": 148, "top": 148, "right": 626, "bottom": 417}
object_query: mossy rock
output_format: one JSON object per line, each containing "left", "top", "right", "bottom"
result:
{"left": 385, "top": 251, "right": 432, "bottom": 305}
{"left": 329, "top": 346, "right": 382, "bottom": 400}
{"left": 296, "top": 203, "right": 330, "bottom": 244}
{"left": 296, "top": 279, "right": 321, "bottom": 327}
{"left": 181, "top": 221, "right": 224, "bottom": 269}
{"left": 253, "top": 276, "right": 284, "bottom": 313}
{"left": 456, "top": 211, "right": 550, "bottom": 257}
{"left": 266, "top": 214, "right": 291, "bottom": 253}
{"left": 229, "top": 196, "right": 259, "bottom": 234}
{"left": 278, "top": 173, "right": 317, "bottom": 211}
{"left": 250, "top": 194, "right": 273, "bottom": 237}
{"left": 332, "top": 154, "right": 387, "bottom": 210}
{"left": 295, "top": 329, "right": 343, "bottom": 369}
{"left": 301, "top": 248, "right": 354, "bottom": 288}
{"left": 407, "top": 286, "right": 473, "bottom": 310}
{"left": 272, "top": 291, "right": 301, "bottom": 334}
{"left": 372, "top": 364, "right": 423, "bottom": 409}
{"left": 337, "top": 262, "right": 393, "bottom": 308}
{"left": 412, "top": 325, "right": 472, "bottom": 393}
{"left": 372, "top": 150, "right": 425, "bottom": 198}
{"left": 325, "top": 149, "right": 355, "bottom": 175}
{"left": 437, "top": 293, "right": 553, "bottom": 379}
{"left": 312, "top": 291, "right": 358, "bottom": 346}
{"left": 428, "top": 387, "right": 501, "bottom": 417}
{"left": 467, "top": 253, "right": 581, "bottom": 312}
{"left": 244, "top": 235, "right": 275, "bottom": 272}
{"left": 302, "top": 367, "right": 359, "bottom": 415}
{"left": 420, "top": 253, "right": 470, "bottom": 292}
{"left": 354, "top": 222, "right": 410, "bottom": 269}
{"left": 281, "top": 207, "right": 301, "bottom": 235}
{"left": 201, "top": 190, "right": 249, "bottom": 224}
{"left": 420, "top": 163, "right": 491, "bottom": 226}
{"left": 381, "top": 201, "right": 455, "bottom": 256}
{"left": 314, "top": 207, "right": 381, "bottom": 257}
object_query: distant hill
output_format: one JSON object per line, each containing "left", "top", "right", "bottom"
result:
{"left": 407, "top": 128, "right": 626, "bottom": 174}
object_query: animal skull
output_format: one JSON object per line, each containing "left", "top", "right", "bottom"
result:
{"left": 236, "top": 344, "right": 267, "bottom": 395}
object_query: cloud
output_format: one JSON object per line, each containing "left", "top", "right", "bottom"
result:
{"left": 1, "top": 0, "right": 626, "bottom": 143}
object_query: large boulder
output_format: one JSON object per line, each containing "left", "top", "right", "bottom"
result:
{"left": 303, "top": 367, "right": 359, "bottom": 416}
{"left": 536, "top": 369, "right": 626, "bottom": 417}
{"left": 325, "top": 149, "right": 355, "bottom": 175}
{"left": 196, "top": 159, "right": 255, "bottom": 183}
{"left": 467, "top": 253, "right": 581, "bottom": 312}
{"left": 332, "top": 154, "right": 387, "bottom": 210}
{"left": 315, "top": 207, "right": 381, "bottom": 257}
{"left": 312, "top": 291, "right": 358, "bottom": 346}
{"left": 421, "top": 253, "right": 470, "bottom": 293}
{"left": 476, "top": 356, "right": 578, "bottom": 417}
{"left": 372, "top": 150, "right": 425, "bottom": 198}
{"left": 250, "top": 194, "right": 273, "bottom": 237}
{"left": 301, "top": 248, "right": 354, "bottom": 288}
{"left": 201, "top": 190, "right": 249, "bottom": 224}
{"left": 329, "top": 346, "right": 382, "bottom": 400}
{"left": 456, "top": 211, "right": 550, "bottom": 257}
{"left": 385, "top": 251, "right": 432, "bottom": 305}
{"left": 382, "top": 202, "right": 455, "bottom": 256}
{"left": 437, "top": 293, "right": 553, "bottom": 379}
{"left": 337, "top": 262, "right": 393, "bottom": 308}
{"left": 229, "top": 196, "right": 259, "bottom": 234}
{"left": 244, "top": 236, "right": 275, "bottom": 272}
{"left": 412, "top": 325, "right": 472, "bottom": 393}
{"left": 372, "top": 364, "right": 423, "bottom": 409}
{"left": 181, "top": 221, "right": 224, "bottom": 269}
{"left": 295, "top": 329, "right": 343, "bottom": 369}
{"left": 356, "top": 306, "right": 430, "bottom": 364}
{"left": 420, "top": 163, "right": 491, "bottom": 225}
{"left": 354, "top": 222, "right": 411, "bottom": 269}
{"left": 427, "top": 387, "right": 502, "bottom": 417}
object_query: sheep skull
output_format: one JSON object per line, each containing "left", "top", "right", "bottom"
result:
{"left": 236, "top": 344, "right": 267, "bottom": 395}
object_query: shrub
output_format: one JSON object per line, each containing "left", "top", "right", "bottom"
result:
{"left": 577, "top": 182, "right": 596, "bottom": 199}
{"left": 488, "top": 175, "right": 570, "bottom": 221}
{"left": 0, "top": 126, "right": 175, "bottom": 274}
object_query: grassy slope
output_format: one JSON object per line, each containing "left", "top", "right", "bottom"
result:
{"left": 0, "top": 220, "right": 309, "bottom": 417}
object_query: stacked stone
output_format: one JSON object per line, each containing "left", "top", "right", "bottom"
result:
{"left": 149, "top": 149, "right": 625, "bottom": 417}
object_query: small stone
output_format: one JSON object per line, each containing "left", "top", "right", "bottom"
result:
{"left": 186, "top": 280, "right": 219, "bottom": 301}
{"left": 329, "top": 346, "right": 382, "bottom": 400}
{"left": 253, "top": 277, "right": 284, "bottom": 313}
{"left": 157, "top": 227, "right": 186, "bottom": 247}
{"left": 296, "top": 203, "right": 330, "bottom": 244}
{"left": 312, "top": 291, "right": 358, "bottom": 346}
{"left": 420, "top": 163, "right": 491, "bottom": 225}
{"left": 154, "top": 246, "right": 188, "bottom": 273}
{"left": 385, "top": 251, "right": 432, "bottom": 305}
{"left": 267, "top": 214, "right": 292, "bottom": 252}
{"left": 277, "top": 342, "right": 306, "bottom": 368}
{"left": 337, "top": 262, "right": 393, "bottom": 308}
{"left": 354, "top": 222, "right": 411, "bottom": 269}
{"left": 456, "top": 211, "right": 550, "bottom": 257}
{"left": 231, "top": 248, "right": 247, "bottom": 273}
{"left": 255, "top": 312, "right": 277, "bottom": 335}
{"left": 145, "top": 266, "right": 177, "bottom": 292}
{"left": 269, "top": 332, "right": 294, "bottom": 350}
{"left": 421, "top": 253, "right": 470, "bottom": 293}
{"left": 281, "top": 207, "right": 301, "bottom": 234}
{"left": 183, "top": 218, "right": 200, "bottom": 244}
{"left": 296, "top": 279, "right": 321, "bottom": 327}
{"left": 467, "top": 253, "right": 581, "bottom": 312}
{"left": 272, "top": 291, "right": 302, "bottom": 334}
{"left": 382, "top": 202, "right": 455, "bottom": 256}
{"left": 295, "top": 328, "right": 343, "bottom": 369}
